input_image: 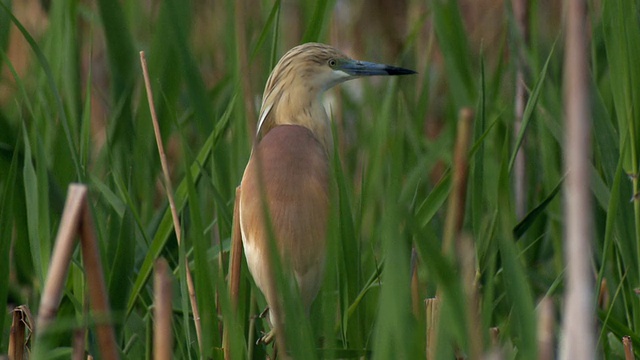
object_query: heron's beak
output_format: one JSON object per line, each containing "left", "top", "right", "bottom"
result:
{"left": 339, "top": 59, "right": 416, "bottom": 77}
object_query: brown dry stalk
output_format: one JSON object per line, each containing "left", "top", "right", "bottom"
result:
{"left": 79, "top": 187, "right": 119, "bottom": 360}
{"left": 37, "top": 184, "right": 118, "bottom": 360}
{"left": 560, "top": 0, "right": 594, "bottom": 358}
{"left": 442, "top": 108, "right": 474, "bottom": 255}
{"left": 623, "top": 336, "right": 635, "bottom": 360}
{"left": 458, "top": 234, "right": 482, "bottom": 359}
{"left": 72, "top": 328, "right": 85, "bottom": 360}
{"left": 224, "top": 187, "right": 244, "bottom": 360}
{"left": 428, "top": 108, "right": 474, "bottom": 359}
{"left": 37, "top": 186, "right": 85, "bottom": 330}
{"left": 512, "top": 0, "right": 530, "bottom": 219}
{"left": 537, "top": 297, "right": 555, "bottom": 360}
{"left": 154, "top": 258, "right": 173, "bottom": 360}
{"left": 598, "top": 278, "right": 610, "bottom": 309}
{"left": 139, "top": 51, "right": 203, "bottom": 351}
{"left": 9, "top": 305, "right": 32, "bottom": 360}
{"left": 230, "top": 187, "right": 244, "bottom": 307}
{"left": 425, "top": 297, "right": 440, "bottom": 360}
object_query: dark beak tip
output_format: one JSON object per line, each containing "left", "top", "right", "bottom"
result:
{"left": 386, "top": 67, "right": 417, "bottom": 76}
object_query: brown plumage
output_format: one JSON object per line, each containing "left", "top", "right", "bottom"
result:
{"left": 240, "top": 124, "right": 329, "bottom": 321}
{"left": 238, "top": 42, "right": 415, "bottom": 346}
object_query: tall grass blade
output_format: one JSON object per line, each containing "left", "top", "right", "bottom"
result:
{"left": 126, "top": 95, "right": 235, "bottom": 316}
{"left": 302, "top": 0, "right": 330, "bottom": 43}
{"left": 497, "top": 137, "right": 537, "bottom": 360}
{"left": 513, "top": 177, "right": 563, "bottom": 238}
{"left": 0, "top": 0, "right": 10, "bottom": 53}
{"left": 22, "top": 123, "right": 49, "bottom": 285}
{"left": 603, "top": 0, "right": 640, "bottom": 302}
{"left": 431, "top": 0, "right": 476, "bottom": 107}
{"left": 1, "top": 2, "right": 81, "bottom": 179}
{"left": 508, "top": 43, "right": 555, "bottom": 173}
{"left": 331, "top": 122, "right": 360, "bottom": 346}
{"left": 184, "top": 145, "right": 217, "bottom": 358}
{"left": 165, "top": 0, "right": 214, "bottom": 133}
{"left": 0, "top": 135, "right": 19, "bottom": 342}
{"left": 95, "top": 0, "right": 136, "bottom": 159}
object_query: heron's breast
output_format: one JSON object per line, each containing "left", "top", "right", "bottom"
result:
{"left": 240, "top": 125, "right": 330, "bottom": 274}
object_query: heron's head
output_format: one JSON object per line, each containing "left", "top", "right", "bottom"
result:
{"left": 257, "top": 43, "right": 415, "bottom": 143}
{"left": 293, "top": 43, "right": 416, "bottom": 91}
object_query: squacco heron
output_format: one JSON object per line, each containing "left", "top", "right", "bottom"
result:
{"left": 239, "top": 42, "right": 415, "bottom": 345}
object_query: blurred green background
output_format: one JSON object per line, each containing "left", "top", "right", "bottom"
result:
{"left": 1, "top": 0, "right": 638, "bottom": 358}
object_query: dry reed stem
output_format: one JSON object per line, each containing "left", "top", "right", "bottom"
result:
{"left": 560, "top": 0, "right": 594, "bottom": 358}
{"left": 9, "top": 306, "right": 32, "bottom": 360}
{"left": 458, "top": 234, "right": 482, "bottom": 359}
{"left": 512, "top": 0, "right": 530, "bottom": 219}
{"left": 537, "top": 297, "right": 554, "bottom": 360}
{"left": 247, "top": 293, "right": 257, "bottom": 359}
{"left": 224, "top": 187, "right": 244, "bottom": 360}
{"left": 37, "top": 184, "right": 118, "bottom": 360}
{"left": 442, "top": 108, "right": 474, "bottom": 255}
{"left": 230, "top": 188, "right": 243, "bottom": 306}
{"left": 154, "top": 258, "right": 173, "bottom": 360}
{"left": 429, "top": 108, "right": 474, "bottom": 359}
{"left": 72, "top": 328, "right": 85, "bottom": 360}
{"left": 425, "top": 297, "right": 440, "bottom": 360}
{"left": 139, "top": 51, "right": 203, "bottom": 351}
{"left": 598, "top": 278, "right": 609, "bottom": 309}
{"left": 623, "top": 336, "right": 634, "bottom": 360}
{"left": 37, "top": 186, "right": 85, "bottom": 330}
{"left": 78, "top": 186, "right": 119, "bottom": 360}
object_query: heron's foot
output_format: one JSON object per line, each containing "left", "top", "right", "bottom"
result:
{"left": 257, "top": 328, "right": 276, "bottom": 345}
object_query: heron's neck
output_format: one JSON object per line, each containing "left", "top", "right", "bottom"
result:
{"left": 260, "top": 88, "right": 333, "bottom": 154}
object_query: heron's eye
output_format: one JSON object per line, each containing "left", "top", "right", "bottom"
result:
{"left": 328, "top": 59, "right": 337, "bottom": 67}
